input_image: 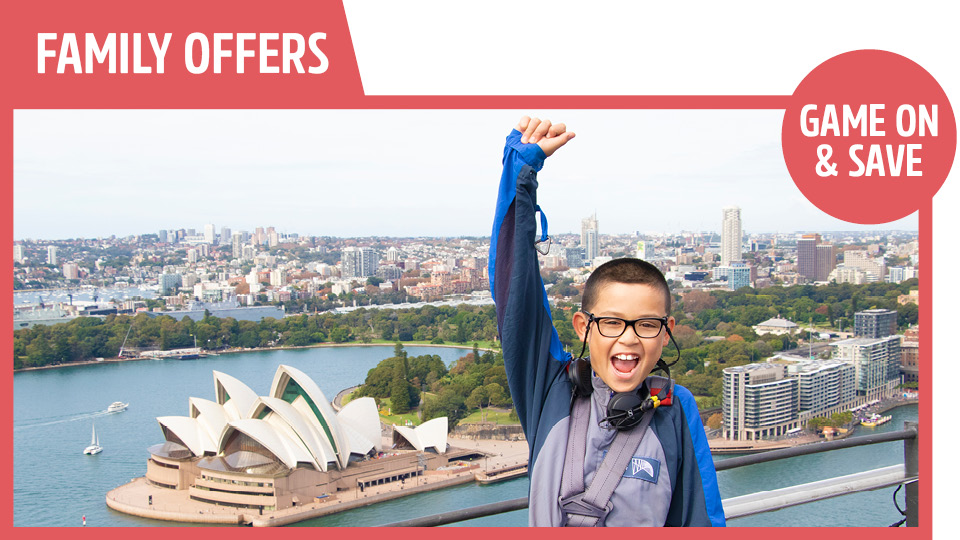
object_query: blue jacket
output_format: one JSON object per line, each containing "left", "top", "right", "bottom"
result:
{"left": 489, "top": 129, "right": 725, "bottom": 527}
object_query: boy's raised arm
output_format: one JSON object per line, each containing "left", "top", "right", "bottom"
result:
{"left": 489, "top": 117, "right": 574, "bottom": 447}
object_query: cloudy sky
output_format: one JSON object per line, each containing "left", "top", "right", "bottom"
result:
{"left": 13, "top": 109, "right": 917, "bottom": 241}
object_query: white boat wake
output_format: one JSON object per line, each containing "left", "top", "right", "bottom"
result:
{"left": 14, "top": 409, "right": 114, "bottom": 431}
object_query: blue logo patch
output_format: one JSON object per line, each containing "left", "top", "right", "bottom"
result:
{"left": 623, "top": 456, "right": 660, "bottom": 483}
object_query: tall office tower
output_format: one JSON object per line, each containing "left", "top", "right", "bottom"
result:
{"left": 342, "top": 247, "right": 379, "bottom": 278}
{"left": 798, "top": 234, "right": 835, "bottom": 282}
{"left": 636, "top": 240, "right": 654, "bottom": 260}
{"left": 220, "top": 227, "right": 231, "bottom": 246}
{"left": 720, "top": 206, "right": 742, "bottom": 266}
{"left": 204, "top": 224, "right": 216, "bottom": 244}
{"left": 187, "top": 249, "right": 199, "bottom": 264}
{"left": 47, "top": 245, "right": 58, "bottom": 265}
{"left": 158, "top": 230, "right": 169, "bottom": 243}
{"left": 254, "top": 227, "right": 265, "bottom": 245}
{"left": 796, "top": 233, "right": 821, "bottom": 280}
{"left": 854, "top": 309, "right": 898, "bottom": 338}
{"left": 815, "top": 243, "right": 837, "bottom": 281}
{"left": 581, "top": 213, "right": 599, "bottom": 261}
{"left": 232, "top": 233, "right": 243, "bottom": 259}
{"left": 386, "top": 246, "right": 401, "bottom": 263}
{"left": 13, "top": 244, "right": 24, "bottom": 263}
{"left": 269, "top": 231, "right": 280, "bottom": 247}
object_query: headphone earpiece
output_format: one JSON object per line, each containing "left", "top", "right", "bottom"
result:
{"left": 567, "top": 357, "right": 593, "bottom": 397}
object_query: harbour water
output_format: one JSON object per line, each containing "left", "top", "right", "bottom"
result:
{"left": 13, "top": 346, "right": 917, "bottom": 527}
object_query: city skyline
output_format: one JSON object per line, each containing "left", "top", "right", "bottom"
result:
{"left": 14, "top": 110, "right": 919, "bottom": 241}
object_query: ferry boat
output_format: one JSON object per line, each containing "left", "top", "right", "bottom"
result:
{"left": 860, "top": 414, "right": 891, "bottom": 427}
{"left": 107, "top": 401, "right": 128, "bottom": 413}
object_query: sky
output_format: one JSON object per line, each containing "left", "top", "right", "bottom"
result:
{"left": 13, "top": 109, "right": 918, "bottom": 241}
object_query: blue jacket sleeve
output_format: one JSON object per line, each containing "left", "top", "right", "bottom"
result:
{"left": 666, "top": 385, "right": 726, "bottom": 527}
{"left": 489, "top": 129, "right": 572, "bottom": 447}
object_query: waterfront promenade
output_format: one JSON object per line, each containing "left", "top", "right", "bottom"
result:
{"left": 708, "top": 397, "right": 919, "bottom": 454}
{"left": 105, "top": 436, "right": 529, "bottom": 526}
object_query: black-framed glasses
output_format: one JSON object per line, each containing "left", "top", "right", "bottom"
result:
{"left": 583, "top": 311, "right": 668, "bottom": 339}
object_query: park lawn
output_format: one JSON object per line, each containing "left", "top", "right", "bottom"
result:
{"left": 376, "top": 397, "right": 422, "bottom": 427}
{"left": 460, "top": 408, "right": 519, "bottom": 425}
{"left": 343, "top": 392, "right": 439, "bottom": 426}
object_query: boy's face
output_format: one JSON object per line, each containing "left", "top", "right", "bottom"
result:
{"left": 573, "top": 282, "right": 675, "bottom": 394}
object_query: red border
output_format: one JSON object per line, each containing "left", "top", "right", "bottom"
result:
{"left": 2, "top": 2, "right": 935, "bottom": 538}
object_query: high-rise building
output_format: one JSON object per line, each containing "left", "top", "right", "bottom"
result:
{"left": 720, "top": 206, "right": 742, "bottom": 266}
{"left": 47, "top": 245, "right": 58, "bottom": 265}
{"left": 843, "top": 250, "right": 885, "bottom": 282}
{"left": 832, "top": 335, "right": 902, "bottom": 402}
{"left": 723, "top": 357, "right": 859, "bottom": 441}
{"left": 854, "top": 309, "right": 898, "bottom": 338}
{"left": 728, "top": 262, "right": 751, "bottom": 291}
{"left": 722, "top": 363, "right": 798, "bottom": 441}
{"left": 797, "top": 234, "right": 835, "bottom": 282}
{"left": 158, "top": 230, "right": 168, "bottom": 243}
{"left": 581, "top": 213, "right": 599, "bottom": 261}
{"left": 342, "top": 247, "right": 379, "bottom": 278}
{"left": 232, "top": 233, "right": 243, "bottom": 259}
{"left": 187, "top": 249, "right": 199, "bottom": 264}
{"left": 712, "top": 262, "right": 752, "bottom": 291}
{"left": 62, "top": 262, "right": 79, "bottom": 280}
{"left": 220, "top": 227, "right": 232, "bottom": 246}
{"left": 785, "top": 359, "right": 856, "bottom": 415}
{"left": 887, "top": 266, "right": 912, "bottom": 283}
{"left": 796, "top": 234, "right": 819, "bottom": 280}
{"left": 13, "top": 244, "right": 24, "bottom": 263}
{"left": 159, "top": 273, "right": 182, "bottom": 295}
{"left": 565, "top": 247, "right": 585, "bottom": 269}
{"left": 204, "top": 224, "right": 216, "bottom": 244}
{"left": 636, "top": 240, "right": 654, "bottom": 260}
{"left": 814, "top": 243, "right": 836, "bottom": 281}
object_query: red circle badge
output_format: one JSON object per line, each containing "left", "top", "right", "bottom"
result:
{"left": 781, "top": 50, "right": 956, "bottom": 224}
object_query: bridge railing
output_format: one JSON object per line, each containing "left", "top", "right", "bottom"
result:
{"left": 379, "top": 421, "right": 919, "bottom": 527}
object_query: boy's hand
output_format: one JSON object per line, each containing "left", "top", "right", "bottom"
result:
{"left": 516, "top": 116, "right": 575, "bottom": 157}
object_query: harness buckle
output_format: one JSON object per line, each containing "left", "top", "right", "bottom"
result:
{"left": 558, "top": 493, "right": 612, "bottom": 527}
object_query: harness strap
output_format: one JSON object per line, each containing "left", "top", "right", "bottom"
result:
{"left": 558, "top": 395, "right": 655, "bottom": 527}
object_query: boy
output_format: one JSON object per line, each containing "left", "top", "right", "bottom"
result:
{"left": 489, "top": 116, "right": 725, "bottom": 527}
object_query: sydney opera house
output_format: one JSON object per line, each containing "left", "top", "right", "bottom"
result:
{"left": 144, "top": 364, "right": 457, "bottom": 513}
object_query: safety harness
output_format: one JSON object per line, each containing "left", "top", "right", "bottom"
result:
{"left": 558, "top": 378, "right": 673, "bottom": 527}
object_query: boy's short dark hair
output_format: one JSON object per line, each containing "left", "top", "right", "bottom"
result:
{"left": 581, "top": 258, "right": 672, "bottom": 314}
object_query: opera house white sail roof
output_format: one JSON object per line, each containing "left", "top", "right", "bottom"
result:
{"left": 155, "top": 365, "right": 392, "bottom": 473}
{"left": 393, "top": 417, "right": 449, "bottom": 454}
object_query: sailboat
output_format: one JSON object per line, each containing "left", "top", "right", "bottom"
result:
{"left": 83, "top": 423, "right": 103, "bottom": 455}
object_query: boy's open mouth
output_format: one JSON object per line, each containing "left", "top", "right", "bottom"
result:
{"left": 611, "top": 353, "right": 639, "bottom": 374}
